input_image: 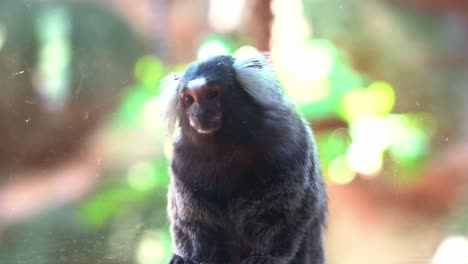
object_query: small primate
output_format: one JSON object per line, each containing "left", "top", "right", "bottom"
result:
{"left": 159, "top": 53, "right": 327, "bottom": 264}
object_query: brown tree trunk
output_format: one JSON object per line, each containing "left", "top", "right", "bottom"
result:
{"left": 241, "top": 0, "right": 273, "bottom": 51}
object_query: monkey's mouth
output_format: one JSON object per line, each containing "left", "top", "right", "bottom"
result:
{"left": 189, "top": 115, "right": 222, "bottom": 134}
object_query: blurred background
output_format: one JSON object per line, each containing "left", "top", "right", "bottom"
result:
{"left": 0, "top": 0, "right": 468, "bottom": 263}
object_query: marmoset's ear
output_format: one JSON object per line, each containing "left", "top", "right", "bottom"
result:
{"left": 232, "top": 52, "right": 286, "bottom": 107}
{"left": 158, "top": 72, "right": 183, "bottom": 136}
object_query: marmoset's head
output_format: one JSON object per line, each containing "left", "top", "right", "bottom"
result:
{"left": 176, "top": 55, "right": 234, "bottom": 134}
{"left": 159, "top": 53, "right": 287, "bottom": 138}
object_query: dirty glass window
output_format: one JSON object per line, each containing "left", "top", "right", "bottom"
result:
{"left": 0, "top": 0, "right": 467, "bottom": 263}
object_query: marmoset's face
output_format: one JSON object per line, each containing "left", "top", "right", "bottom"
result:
{"left": 179, "top": 77, "right": 223, "bottom": 134}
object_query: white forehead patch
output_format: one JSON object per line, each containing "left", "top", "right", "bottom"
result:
{"left": 187, "top": 77, "right": 207, "bottom": 89}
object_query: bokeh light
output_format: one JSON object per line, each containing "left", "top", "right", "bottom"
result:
{"left": 208, "top": 0, "right": 245, "bottom": 32}
{"left": 143, "top": 97, "right": 164, "bottom": 131}
{"left": 35, "top": 6, "right": 71, "bottom": 111}
{"left": 346, "top": 142, "right": 383, "bottom": 176}
{"left": 386, "top": 114, "right": 431, "bottom": 165}
{"left": 328, "top": 155, "right": 356, "bottom": 184}
{"left": 137, "top": 230, "right": 172, "bottom": 264}
{"left": 127, "top": 161, "right": 158, "bottom": 192}
{"left": 281, "top": 41, "right": 334, "bottom": 105}
{"left": 340, "top": 81, "right": 396, "bottom": 121}
{"left": 432, "top": 236, "right": 468, "bottom": 264}
{"left": 233, "top": 45, "right": 259, "bottom": 60}
{"left": 197, "top": 36, "right": 231, "bottom": 60}
{"left": 134, "top": 56, "right": 165, "bottom": 90}
{"left": 0, "top": 24, "right": 6, "bottom": 52}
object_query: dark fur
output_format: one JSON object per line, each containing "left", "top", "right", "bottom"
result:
{"left": 162, "top": 55, "right": 327, "bottom": 264}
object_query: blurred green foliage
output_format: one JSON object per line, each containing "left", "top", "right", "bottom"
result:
{"left": 0, "top": 1, "right": 443, "bottom": 263}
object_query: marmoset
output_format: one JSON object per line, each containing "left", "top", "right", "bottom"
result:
{"left": 159, "top": 54, "right": 327, "bottom": 264}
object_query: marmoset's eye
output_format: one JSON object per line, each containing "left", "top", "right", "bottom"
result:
{"left": 182, "top": 95, "right": 194, "bottom": 106}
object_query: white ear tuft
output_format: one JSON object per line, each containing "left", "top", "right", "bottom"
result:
{"left": 232, "top": 52, "right": 285, "bottom": 107}
{"left": 158, "top": 72, "right": 182, "bottom": 136}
